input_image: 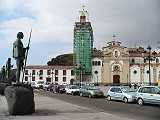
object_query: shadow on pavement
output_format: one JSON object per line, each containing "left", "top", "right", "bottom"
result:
{"left": 32, "top": 109, "right": 58, "bottom": 116}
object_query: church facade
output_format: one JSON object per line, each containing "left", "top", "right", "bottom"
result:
{"left": 100, "top": 41, "right": 160, "bottom": 85}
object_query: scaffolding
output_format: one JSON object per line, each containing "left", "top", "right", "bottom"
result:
{"left": 73, "top": 8, "right": 93, "bottom": 81}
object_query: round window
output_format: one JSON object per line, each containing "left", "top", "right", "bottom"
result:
{"left": 113, "top": 65, "right": 120, "bottom": 72}
{"left": 133, "top": 70, "right": 137, "bottom": 74}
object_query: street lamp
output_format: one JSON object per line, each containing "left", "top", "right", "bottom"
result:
{"left": 76, "top": 62, "right": 85, "bottom": 88}
{"left": 144, "top": 45, "right": 157, "bottom": 85}
{"left": 147, "top": 45, "right": 151, "bottom": 86}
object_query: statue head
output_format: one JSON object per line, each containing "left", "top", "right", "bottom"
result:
{"left": 17, "top": 32, "right": 24, "bottom": 39}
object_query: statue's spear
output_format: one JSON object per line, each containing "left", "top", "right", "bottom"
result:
{"left": 22, "top": 29, "right": 32, "bottom": 83}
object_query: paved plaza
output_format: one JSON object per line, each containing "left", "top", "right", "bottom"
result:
{"left": 0, "top": 92, "right": 137, "bottom": 120}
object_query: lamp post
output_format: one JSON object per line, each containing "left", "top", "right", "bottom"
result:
{"left": 76, "top": 62, "right": 85, "bottom": 88}
{"left": 144, "top": 45, "right": 157, "bottom": 85}
{"left": 147, "top": 45, "right": 151, "bottom": 85}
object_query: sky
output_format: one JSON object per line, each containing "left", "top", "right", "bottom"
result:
{"left": 0, "top": 0, "right": 160, "bottom": 68}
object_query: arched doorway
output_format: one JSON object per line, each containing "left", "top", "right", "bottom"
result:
{"left": 113, "top": 75, "right": 120, "bottom": 84}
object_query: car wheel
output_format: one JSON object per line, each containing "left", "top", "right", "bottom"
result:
{"left": 137, "top": 98, "right": 144, "bottom": 105}
{"left": 71, "top": 92, "right": 74, "bottom": 95}
{"left": 123, "top": 97, "right": 128, "bottom": 103}
{"left": 107, "top": 95, "right": 111, "bottom": 101}
{"left": 80, "top": 93, "right": 83, "bottom": 97}
{"left": 88, "top": 94, "right": 92, "bottom": 98}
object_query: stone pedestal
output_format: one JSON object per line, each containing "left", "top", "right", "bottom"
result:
{"left": 4, "top": 84, "right": 35, "bottom": 115}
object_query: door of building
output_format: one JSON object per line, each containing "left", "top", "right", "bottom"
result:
{"left": 70, "top": 79, "right": 75, "bottom": 85}
{"left": 113, "top": 75, "right": 120, "bottom": 84}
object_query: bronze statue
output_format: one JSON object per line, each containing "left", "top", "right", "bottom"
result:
{"left": 13, "top": 32, "right": 29, "bottom": 83}
{"left": 6, "top": 58, "right": 12, "bottom": 84}
{"left": 1, "top": 66, "right": 6, "bottom": 81}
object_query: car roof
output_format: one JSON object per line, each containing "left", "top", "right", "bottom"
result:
{"left": 139, "top": 86, "right": 159, "bottom": 88}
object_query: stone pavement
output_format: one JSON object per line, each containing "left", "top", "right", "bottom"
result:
{"left": 0, "top": 93, "right": 136, "bottom": 120}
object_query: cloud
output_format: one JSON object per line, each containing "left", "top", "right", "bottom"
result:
{"left": 0, "top": 0, "right": 159, "bottom": 66}
{"left": 0, "top": 0, "right": 17, "bottom": 11}
{"left": 0, "top": 0, "right": 80, "bottom": 45}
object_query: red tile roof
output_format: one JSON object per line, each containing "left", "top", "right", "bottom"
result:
{"left": 25, "top": 65, "right": 74, "bottom": 69}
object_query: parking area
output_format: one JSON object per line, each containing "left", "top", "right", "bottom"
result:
{"left": 1, "top": 93, "right": 140, "bottom": 120}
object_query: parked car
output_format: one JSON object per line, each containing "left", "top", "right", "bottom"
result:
{"left": 35, "top": 80, "right": 45, "bottom": 89}
{"left": 65, "top": 85, "right": 80, "bottom": 95}
{"left": 43, "top": 82, "right": 51, "bottom": 90}
{"left": 46, "top": 83, "right": 59, "bottom": 93}
{"left": 79, "top": 86, "right": 104, "bottom": 98}
{"left": 58, "top": 85, "right": 66, "bottom": 93}
{"left": 136, "top": 86, "right": 160, "bottom": 105}
{"left": 106, "top": 86, "right": 137, "bottom": 103}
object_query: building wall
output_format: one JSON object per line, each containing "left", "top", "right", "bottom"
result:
{"left": 22, "top": 66, "right": 75, "bottom": 85}
{"left": 130, "top": 65, "right": 141, "bottom": 83}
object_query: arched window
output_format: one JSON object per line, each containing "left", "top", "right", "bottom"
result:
{"left": 131, "top": 59, "right": 135, "bottom": 64}
{"left": 98, "top": 61, "right": 101, "bottom": 66}
{"left": 156, "top": 58, "right": 159, "bottom": 63}
{"left": 95, "top": 61, "right": 98, "bottom": 66}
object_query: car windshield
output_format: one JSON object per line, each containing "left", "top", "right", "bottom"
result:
{"left": 121, "top": 87, "right": 136, "bottom": 93}
{"left": 31, "top": 82, "right": 35, "bottom": 85}
{"left": 37, "top": 81, "right": 44, "bottom": 84}
{"left": 46, "top": 82, "right": 50, "bottom": 85}
{"left": 87, "top": 87, "right": 99, "bottom": 90}
{"left": 59, "top": 85, "right": 65, "bottom": 88}
{"left": 71, "top": 86, "right": 79, "bottom": 89}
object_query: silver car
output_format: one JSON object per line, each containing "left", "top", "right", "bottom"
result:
{"left": 106, "top": 86, "right": 137, "bottom": 103}
{"left": 136, "top": 86, "right": 160, "bottom": 105}
{"left": 79, "top": 86, "right": 104, "bottom": 98}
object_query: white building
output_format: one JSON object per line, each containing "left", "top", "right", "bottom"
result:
{"left": 92, "top": 57, "right": 103, "bottom": 84}
{"left": 22, "top": 65, "right": 75, "bottom": 85}
{"left": 91, "top": 49, "right": 103, "bottom": 84}
{"left": 22, "top": 43, "right": 160, "bottom": 86}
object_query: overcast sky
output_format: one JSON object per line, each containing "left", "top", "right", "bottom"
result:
{"left": 0, "top": 0, "right": 159, "bottom": 67}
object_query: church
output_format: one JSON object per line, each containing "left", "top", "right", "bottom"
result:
{"left": 92, "top": 40, "right": 160, "bottom": 86}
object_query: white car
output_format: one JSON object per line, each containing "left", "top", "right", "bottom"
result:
{"left": 136, "top": 86, "right": 160, "bottom": 105}
{"left": 65, "top": 85, "right": 80, "bottom": 95}
{"left": 34, "top": 81, "right": 45, "bottom": 89}
{"left": 106, "top": 86, "right": 137, "bottom": 103}
{"left": 43, "top": 82, "right": 51, "bottom": 90}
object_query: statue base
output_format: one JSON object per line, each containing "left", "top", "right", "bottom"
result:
{"left": 0, "top": 82, "right": 10, "bottom": 95}
{"left": 4, "top": 84, "right": 35, "bottom": 115}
